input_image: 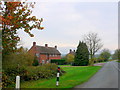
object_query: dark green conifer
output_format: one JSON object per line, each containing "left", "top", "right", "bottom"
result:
{"left": 74, "top": 41, "right": 89, "bottom": 66}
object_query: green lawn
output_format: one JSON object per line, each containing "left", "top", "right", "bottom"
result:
{"left": 58, "top": 65, "right": 71, "bottom": 67}
{"left": 21, "top": 66, "right": 101, "bottom": 88}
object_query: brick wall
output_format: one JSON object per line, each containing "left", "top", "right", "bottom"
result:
{"left": 39, "top": 54, "right": 48, "bottom": 63}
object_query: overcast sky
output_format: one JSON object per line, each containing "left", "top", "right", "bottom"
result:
{"left": 18, "top": 0, "right": 118, "bottom": 54}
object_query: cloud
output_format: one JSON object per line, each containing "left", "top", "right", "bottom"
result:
{"left": 18, "top": 2, "right": 118, "bottom": 54}
{"left": 25, "top": 0, "right": 119, "bottom": 2}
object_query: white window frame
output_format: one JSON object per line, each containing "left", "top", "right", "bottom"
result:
{"left": 36, "top": 53, "right": 39, "bottom": 57}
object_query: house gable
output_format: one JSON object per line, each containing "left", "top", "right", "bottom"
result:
{"left": 28, "top": 42, "right": 61, "bottom": 64}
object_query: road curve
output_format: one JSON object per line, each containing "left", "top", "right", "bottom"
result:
{"left": 74, "top": 61, "right": 119, "bottom": 88}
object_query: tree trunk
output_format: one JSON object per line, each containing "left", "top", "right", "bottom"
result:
{"left": 89, "top": 54, "right": 94, "bottom": 66}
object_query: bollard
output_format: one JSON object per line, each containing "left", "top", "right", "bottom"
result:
{"left": 16, "top": 76, "right": 20, "bottom": 89}
{"left": 56, "top": 67, "right": 60, "bottom": 86}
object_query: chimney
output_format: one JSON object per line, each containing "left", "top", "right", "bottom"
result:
{"left": 55, "top": 46, "right": 57, "bottom": 49}
{"left": 70, "top": 49, "right": 72, "bottom": 53}
{"left": 33, "top": 42, "right": 36, "bottom": 46}
{"left": 74, "top": 50, "right": 75, "bottom": 52}
{"left": 45, "top": 44, "right": 48, "bottom": 47}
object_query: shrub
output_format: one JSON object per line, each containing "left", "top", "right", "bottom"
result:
{"left": 32, "top": 56, "right": 39, "bottom": 66}
{"left": 2, "top": 63, "right": 65, "bottom": 88}
{"left": 3, "top": 52, "right": 34, "bottom": 70}
{"left": 2, "top": 66, "right": 27, "bottom": 87}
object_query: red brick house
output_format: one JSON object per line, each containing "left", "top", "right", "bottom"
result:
{"left": 28, "top": 42, "right": 61, "bottom": 64}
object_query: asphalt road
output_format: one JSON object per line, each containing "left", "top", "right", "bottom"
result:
{"left": 74, "top": 61, "right": 119, "bottom": 88}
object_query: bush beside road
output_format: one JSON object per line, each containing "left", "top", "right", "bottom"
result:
{"left": 21, "top": 66, "right": 101, "bottom": 88}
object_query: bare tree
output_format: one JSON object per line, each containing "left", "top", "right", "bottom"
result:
{"left": 83, "top": 32, "right": 103, "bottom": 65}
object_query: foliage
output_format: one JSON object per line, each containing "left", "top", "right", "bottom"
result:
{"left": 100, "top": 49, "right": 111, "bottom": 61}
{"left": 32, "top": 56, "right": 39, "bottom": 66}
{"left": 51, "top": 59, "right": 65, "bottom": 65}
{"left": 97, "top": 56, "right": 104, "bottom": 62}
{"left": 89, "top": 58, "right": 98, "bottom": 66}
{"left": 2, "top": 49, "right": 34, "bottom": 70}
{"left": 74, "top": 41, "right": 89, "bottom": 66}
{"left": 66, "top": 54, "right": 74, "bottom": 64}
{"left": 21, "top": 66, "right": 102, "bottom": 88}
{"left": 112, "top": 49, "right": 120, "bottom": 60}
{"left": 1, "top": 1, "right": 44, "bottom": 56}
{"left": 83, "top": 32, "right": 103, "bottom": 65}
{"left": 2, "top": 63, "right": 65, "bottom": 88}
{"left": 118, "top": 50, "right": 120, "bottom": 61}
{"left": 2, "top": 66, "right": 27, "bottom": 87}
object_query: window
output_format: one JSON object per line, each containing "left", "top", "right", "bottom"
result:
{"left": 36, "top": 53, "right": 39, "bottom": 57}
{"left": 42, "top": 60, "right": 45, "bottom": 64}
{"left": 46, "top": 60, "right": 49, "bottom": 63}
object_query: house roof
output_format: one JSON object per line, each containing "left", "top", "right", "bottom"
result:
{"left": 67, "top": 49, "right": 76, "bottom": 55}
{"left": 36, "top": 45, "right": 61, "bottom": 55}
{"left": 69, "top": 52, "right": 75, "bottom": 55}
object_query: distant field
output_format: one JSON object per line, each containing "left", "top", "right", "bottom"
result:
{"left": 21, "top": 66, "right": 102, "bottom": 88}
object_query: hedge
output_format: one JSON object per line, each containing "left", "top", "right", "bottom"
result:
{"left": 51, "top": 59, "right": 65, "bottom": 65}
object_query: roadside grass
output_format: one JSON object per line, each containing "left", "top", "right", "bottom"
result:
{"left": 21, "top": 66, "right": 102, "bottom": 88}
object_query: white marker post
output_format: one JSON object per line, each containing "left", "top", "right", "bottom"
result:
{"left": 16, "top": 76, "right": 20, "bottom": 89}
{"left": 56, "top": 73, "right": 59, "bottom": 86}
{"left": 56, "top": 67, "right": 60, "bottom": 86}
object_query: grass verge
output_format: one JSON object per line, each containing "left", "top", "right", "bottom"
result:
{"left": 21, "top": 66, "right": 102, "bottom": 88}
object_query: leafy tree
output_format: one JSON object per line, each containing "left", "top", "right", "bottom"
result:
{"left": 66, "top": 54, "right": 74, "bottom": 64}
{"left": 1, "top": 1, "right": 44, "bottom": 56}
{"left": 112, "top": 49, "right": 120, "bottom": 60}
{"left": 100, "top": 49, "right": 111, "bottom": 62}
{"left": 74, "top": 41, "right": 89, "bottom": 66}
{"left": 83, "top": 32, "right": 103, "bottom": 65}
{"left": 3, "top": 47, "right": 34, "bottom": 70}
{"left": 118, "top": 50, "right": 120, "bottom": 61}
{"left": 97, "top": 56, "right": 104, "bottom": 62}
